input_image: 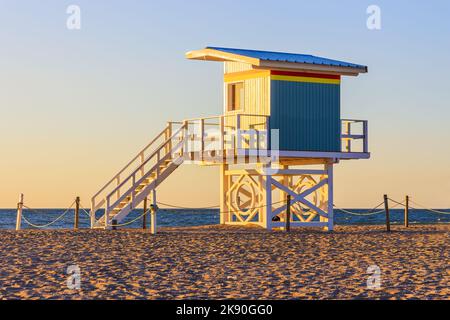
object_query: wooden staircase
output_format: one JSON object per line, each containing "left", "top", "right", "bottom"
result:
{"left": 90, "top": 123, "right": 187, "bottom": 229}
{"left": 90, "top": 113, "right": 270, "bottom": 229}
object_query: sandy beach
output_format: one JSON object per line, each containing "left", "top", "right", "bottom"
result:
{"left": 0, "top": 224, "right": 448, "bottom": 300}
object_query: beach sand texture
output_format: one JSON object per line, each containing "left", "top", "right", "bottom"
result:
{"left": 0, "top": 225, "right": 448, "bottom": 300}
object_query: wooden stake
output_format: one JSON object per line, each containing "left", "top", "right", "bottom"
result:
{"left": 16, "top": 193, "right": 24, "bottom": 231}
{"left": 286, "top": 194, "right": 291, "bottom": 232}
{"left": 142, "top": 197, "right": 148, "bottom": 230}
{"left": 404, "top": 195, "right": 409, "bottom": 228}
{"left": 384, "top": 194, "right": 390, "bottom": 232}
{"left": 150, "top": 189, "right": 157, "bottom": 234}
{"left": 74, "top": 196, "right": 80, "bottom": 230}
{"left": 150, "top": 205, "right": 157, "bottom": 234}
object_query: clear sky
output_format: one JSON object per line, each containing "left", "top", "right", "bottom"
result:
{"left": 1, "top": 0, "right": 449, "bottom": 208}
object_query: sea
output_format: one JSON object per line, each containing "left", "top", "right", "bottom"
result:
{"left": 0, "top": 208, "right": 449, "bottom": 229}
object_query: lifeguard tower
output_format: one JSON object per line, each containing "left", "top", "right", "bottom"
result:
{"left": 90, "top": 47, "right": 369, "bottom": 231}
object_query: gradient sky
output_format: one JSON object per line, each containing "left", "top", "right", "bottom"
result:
{"left": 1, "top": 0, "right": 449, "bottom": 208}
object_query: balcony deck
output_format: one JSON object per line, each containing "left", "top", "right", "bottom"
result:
{"left": 170, "top": 114, "right": 369, "bottom": 164}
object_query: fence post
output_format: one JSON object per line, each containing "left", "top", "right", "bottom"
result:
{"left": 286, "top": 194, "right": 291, "bottom": 232}
{"left": 74, "top": 196, "right": 80, "bottom": 230}
{"left": 150, "top": 189, "right": 157, "bottom": 234}
{"left": 142, "top": 197, "right": 148, "bottom": 230}
{"left": 383, "top": 194, "right": 390, "bottom": 232}
{"left": 150, "top": 204, "right": 157, "bottom": 234}
{"left": 404, "top": 195, "right": 409, "bottom": 228}
{"left": 112, "top": 219, "right": 117, "bottom": 230}
{"left": 16, "top": 193, "right": 24, "bottom": 231}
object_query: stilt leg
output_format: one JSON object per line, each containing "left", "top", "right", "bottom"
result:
{"left": 262, "top": 172, "right": 273, "bottom": 230}
{"left": 326, "top": 162, "right": 334, "bottom": 231}
{"left": 220, "top": 164, "right": 229, "bottom": 224}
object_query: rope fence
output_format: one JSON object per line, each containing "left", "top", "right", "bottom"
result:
{"left": 79, "top": 204, "right": 92, "bottom": 218}
{"left": 157, "top": 199, "right": 286, "bottom": 215}
{"left": 112, "top": 208, "right": 152, "bottom": 227}
{"left": 408, "top": 200, "right": 450, "bottom": 215}
{"left": 334, "top": 199, "right": 406, "bottom": 216}
{"left": 13, "top": 193, "right": 449, "bottom": 231}
{"left": 21, "top": 201, "right": 76, "bottom": 229}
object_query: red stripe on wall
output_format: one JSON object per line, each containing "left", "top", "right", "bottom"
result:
{"left": 270, "top": 70, "right": 341, "bottom": 80}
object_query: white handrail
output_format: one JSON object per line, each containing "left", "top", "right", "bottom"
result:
{"left": 93, "top": 126, "right": 169, "bottom": 198}
{"left": 92, "top": 113, "right": 271, "bottom": 228}
{"left": 106, "top": 124, "right": 186, "bottom": 201}
{"left": 91, "top": 124, "right": 171, "bottom": 213}
{"left": 341, "top": 119, "right": 368, "bottom": 153}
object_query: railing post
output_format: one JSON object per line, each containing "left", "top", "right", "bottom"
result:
{"left": 363, "top": 120, "right": 369, "bottom": 153}
{"left": 140, "top": 153, "right": 145, "bottom": 177}
{"left": 200, "top": 118, "right": 204, "bottom": 162}
{"left": 131, "top": 175, "right": 136, "bottom": 207}
{"left": 220, "top": 116, "right": 225, "bottom": 159}
{"left": 183, "top": 120, "right": 189, "bottom": 154}
{"left": 167, "top": 122, "right": 172, "bottom": 156}
{"left": 236, "top": 114, "right": 241, "bottom": 152}
{"left": 74, "top": 196, "right": 80, "bottom": 230}
{"left": 115, "top": 176, "right": 120, "bottom": 199}
{"left": 156, "top": 151, "right": 161, "bottom": 179}
{"left": 16, "top": 193, "right": 24, "bottom": 231}
{"left": 346, "top": 121, "right": 351, "bottom": 152}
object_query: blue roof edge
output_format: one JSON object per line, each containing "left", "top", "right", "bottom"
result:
{"left": 206, "top": 46, "right": 367, "bottom": 71}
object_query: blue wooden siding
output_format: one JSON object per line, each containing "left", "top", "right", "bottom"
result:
{"left": 270, "top": 80, "right": 341, "bottom": 152}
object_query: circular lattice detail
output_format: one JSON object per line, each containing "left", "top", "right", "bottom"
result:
{"left": 235, "top": 182, "right": 256, "bottom": 214}
{"left": 290, "top": 175, "right": 327, "bottom": 217}
{"left": 228, "top": 175, "right": 261, "bottom": 220}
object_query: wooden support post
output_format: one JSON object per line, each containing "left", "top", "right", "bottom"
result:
{"left": 326, "top": 163, "right": 334, "bottom": 232}
{"left": 74, "top": 196, "right": 80, "bottom": 230}
{"left": 286, "top": 194, "right": 291, "bottom": 232}
{"left": 384, "top": 194, "right": 390, "bottom": 232}
{"left": 142, "top": 197, "right": 148, "bottom": 230}
{"left": 16, "top": 193, "right": 24, "bottom": 231}
{"left": 279, "top": 165, "right": 288, "bottom": 226}
{"left": 263, "top": 173, "right": 273, "bottom": 230}
{"left": 112, "top": 219, "right": 117, "bottom": 230}
{"left": 219, "top": 164, "right": 229, "bottom": 224}
{"left": 404, "top": 195, "right": 409, "bottom": 228}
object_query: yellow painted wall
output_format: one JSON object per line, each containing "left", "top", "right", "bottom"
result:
{"left": 224, "top": 62, "right": 254, "bottom": 74}
{"left": 223, "top": 64, "right": 270, "bottom": 132}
